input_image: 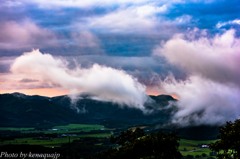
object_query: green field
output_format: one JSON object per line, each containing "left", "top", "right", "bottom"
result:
{"left": 0, "top": 127, "right": 35, "bottom": 131}
{"left": 50, "top": 124, "right": 107, "bottom": 133}
{"left": 53, "top": 124, "right": 105, "bottom": 131}
{"left": 0, "top": 124, "right": 112, "bottom": 147}
{"left": 179, "top": 139, "right": 217, "bottom": 158}
{"left": 0, "top": 124, "right": 111, "bottom": 133}
{"left": 1, "top": 134, "right": 112, "bottom": 147}
{"left": 1, "top": 136, "right": 77, "bottom": 147}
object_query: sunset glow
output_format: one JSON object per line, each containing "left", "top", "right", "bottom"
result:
{"left": 0, "top": 88, "right": 69, "bottom": 97}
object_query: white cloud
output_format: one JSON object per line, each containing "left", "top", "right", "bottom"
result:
{"left": 135, "top": 4, "right": 168, "bottom": 16}
{"left": 3, "top": 1, "right": 193, "bottom": 35}
{"left": 216, "top": 19, "right": 240, "bottom": 28}
{"left": 73, "top": 3, "right": 194, "bottom": 34}
{"left": 162, "top": 75, "right": 240, "bottom": 126}
{"left": 83, "top": 5, "right": 166, "bottom": 33}
{"left": 0, "top": 20, "right": 58, "bottom": 50}
{"left": 155, "top": 29, "right": 240, "bottom": 126}
{"left": 77, "top": 4, "right": 184, "bottom": 34}
{"left": 10, "top": 49, "right": 148, "bottom": 109}
{"left": 174, "top": 15, "right": 192, "bottom": 24}
{"left": 154, "top": 29, "right": 240, "bottom": 86}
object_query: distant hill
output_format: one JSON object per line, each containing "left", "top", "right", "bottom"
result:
{"left": 0, "top": 93, "right": 219, "bottom": 139}
{"left": 0, "top": 93, "right": 174, "bottom": 128}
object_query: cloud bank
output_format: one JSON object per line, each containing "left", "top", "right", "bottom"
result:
{"left": 156, "top": 29, "right": 240, "bottom": 86}
{"left": 10, "top": 50, "right": 148, "bottom": 110}
{"left": 155, "top": 29, "right": 240, "bottom": 126}
{"left": 162, "top": 75, "right": 240, "bottom": 126}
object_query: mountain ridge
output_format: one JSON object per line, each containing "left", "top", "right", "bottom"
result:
{"left": 0, "top": 92, "right": 220, "bottom": 139}
{"left": 0, "top": 92, "right": 175, "bottom": 128}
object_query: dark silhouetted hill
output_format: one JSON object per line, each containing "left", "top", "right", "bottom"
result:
{"left": 0, "top": 93, "right": 219, "bottom": 139}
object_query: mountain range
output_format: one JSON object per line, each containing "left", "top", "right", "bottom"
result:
{"left": 0, "top": 93, "right": 219, "bottom": 139}
{"left": 0, "top": 93, "right": 174, "bottom": 128}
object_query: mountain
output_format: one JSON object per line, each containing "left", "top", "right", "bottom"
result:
{"left": 0, "top": 93, "right": 220, "bottom": 139}
{"left": 0, "top": 93, "right": 175, "bottom": 128}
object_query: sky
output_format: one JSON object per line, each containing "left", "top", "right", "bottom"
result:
{"left": 0, "top": 0, "right": 240, "bottom": 125}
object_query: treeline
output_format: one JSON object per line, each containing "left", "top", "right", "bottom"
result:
{"left": 95, "top": 128, "right": 182, "bottom": 159}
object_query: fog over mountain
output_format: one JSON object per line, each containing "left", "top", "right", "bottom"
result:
{"left": 155, "top": 29, "right": 240, "bottom": 126}
{"left": 0, "top": 92, "right": 175, "bottom": 128}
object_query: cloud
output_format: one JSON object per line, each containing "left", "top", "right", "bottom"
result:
{"left": 22, "top": 0, "right": 151, "bottom": 8}
{"left": 162, "top": 75, "right": 240, "bottom": 126}
{"left": 0, "top": 73, "right": 52, "bottom": 90}
{"left": 55, "top": 30, "right": 105, "bottom": 55}
{"left": 19, "top": 79, "right": 39, "bottom": 83}
{"left": 0, "top": 20, "right": 57, "bottom": 50}
{"left": 71, "top": 31, "right": 101, "bottom": 48}
{"left": 1, "top": 0, "right": 24, "bottom": 7}
{"left": 155, "top": 29, "right": 240, "bottom": 126}
{"left": 11, "top": 0, "right": 210, "bottom": 9}
{"left": 10, "top": 49, "right": 148, "bottom": 109}
{"left": 13, "top": 0, "right": 183, "bottom": 9}
{"left": 75, "top": 4, "right": 194, "bottom": 34}
{"left": 155, "top": 29, "right": 240, "bottom": 86}
{"left": 81, "top": 4, "right": 168, "bottom": 33}
{"left": 216, "top": 19, "right": 240, "bottom": 28}
{"left": 63, "top": 55, "right": 184, "bottom": 88}
{"left": 0, "top": 57, "right": 16, "bottom": 73}
{"left": 76, "top": 5, "right": 196, "bottom": 36}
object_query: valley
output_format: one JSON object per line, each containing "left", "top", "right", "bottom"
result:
{"left": 0, "top": 93, "right": 219, "bottom": 158}
{"left": 0, "top": 123, "right": 218, "bottom": 158}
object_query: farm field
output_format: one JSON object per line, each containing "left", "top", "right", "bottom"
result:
{"left": 0, "top": 124, "right": 113, "bottom": 147}
{"left": 0, "top": 124, "right": 110, "bottom": 133}
{"left": 179, "top": 139, "right": 217, "bottom": 158}
{"left": 0, "top": 124, "right": 219, "bottom": 158}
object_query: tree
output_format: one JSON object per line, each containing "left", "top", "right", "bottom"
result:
{"left": 97, "top": 128, "right": 182, "bottom": 159}
{"left": 110, "top": 127, "right": 145, "bottom": 145}
{"left": 210, "top": 119, "right": 240, "bottom": 159}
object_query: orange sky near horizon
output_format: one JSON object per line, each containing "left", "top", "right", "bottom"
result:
{"left": 0, "top": 87, "right": 179, "bottom": 99}
{"left": 0, "top": 88, "right": 69, "bottom": 97}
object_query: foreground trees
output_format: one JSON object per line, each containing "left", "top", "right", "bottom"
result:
{"left": 210, "top": 119, "right": 240, "bottom": 159}
{"left": 97, "top": 128, "right": 182, "bottom": 159}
